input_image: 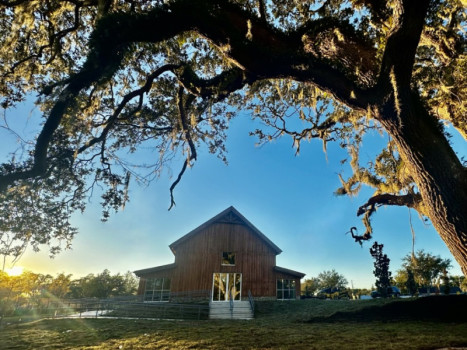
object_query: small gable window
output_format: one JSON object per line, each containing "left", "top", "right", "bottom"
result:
{"left": 222, "top": 252, "right": 235, "bottom": 266}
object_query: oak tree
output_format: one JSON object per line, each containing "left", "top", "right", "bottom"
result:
{"left": 400, "top": 249, "right": 452, "bottom": 288}
{"left": 0, "top": 1, "right": 465, "bottom": 273}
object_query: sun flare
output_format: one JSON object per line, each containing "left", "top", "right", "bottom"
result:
{"left": 5, "top": 266, "right": 24, "bottom": 276}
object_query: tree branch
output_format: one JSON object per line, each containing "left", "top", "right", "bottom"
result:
{"left": 258, "top": 0, "right": 266, "bottom": 21}
{"left": 377, "top": 0, "right": 430, "bottom": 93}
{"left": 357, "top": 192, "right": 423, "bottom": 217}
{"left": 77, "top": 64, "right": 180, "bottom": 154}
{"left": 177, "top": 65, "right": 254, "bottom": 101}
{"left": 168, "top": 87, "right": 198, "bottom": 210}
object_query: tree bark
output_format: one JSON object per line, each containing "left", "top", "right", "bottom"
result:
{"left": 378, "top": 92, "right": 467, "bottom": 276}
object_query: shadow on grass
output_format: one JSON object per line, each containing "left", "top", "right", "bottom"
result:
{"left": 306, "top": 295, "right": 467, "bottom": 323}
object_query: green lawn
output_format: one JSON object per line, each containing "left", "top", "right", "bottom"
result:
{"left": 1, "top": 296, "right": 466, "bottom": 349}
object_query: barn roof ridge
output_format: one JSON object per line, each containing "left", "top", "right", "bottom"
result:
{"left": 169, "top": 206, "right": 283, "bottom": 255}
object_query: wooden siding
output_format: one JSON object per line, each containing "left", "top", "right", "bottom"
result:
{"left": 171, "top": 222, "right": 278, "bottom": 298}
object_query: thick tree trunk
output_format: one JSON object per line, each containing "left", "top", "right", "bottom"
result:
{"left": 379, "top": 92, "right": 467, "bottom": 276}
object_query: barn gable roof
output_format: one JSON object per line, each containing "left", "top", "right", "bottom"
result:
{"left": 169, "top": 206, "right": 282, "bottom": 255}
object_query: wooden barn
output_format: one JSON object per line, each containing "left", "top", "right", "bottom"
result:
{"left": 134, "top": 206, "right": 305, "bottom": 303}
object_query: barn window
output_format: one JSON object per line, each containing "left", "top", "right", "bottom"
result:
{"left": 144, "top": 277, "right": 171, "bottom": 302}
{"left": 222, "top": 252, "right": 235, "bottom": 266}
{"left": 276, "top": 279, "right": 296, "bottom": 300}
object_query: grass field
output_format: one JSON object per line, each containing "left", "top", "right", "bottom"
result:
{"left": 1, "top": 295, "right": 466, "bottom": 349}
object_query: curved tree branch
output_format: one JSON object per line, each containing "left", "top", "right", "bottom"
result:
{"left": 376, "top": 0, "right": 430, "bottom": 109}
{"left": 177, "top": 65, "right": 254, "bottom": 101}
{"left": 357, "top": 192, "right": 424, "bottom": 217}
{"left": 168, "top": 87, "right": 198, "bottom": 210}
{"left": 352, "top": 191, "right": 424, "bottom": 246}
{"left": 77, "top": 63, "right": 180, "bottom": 155}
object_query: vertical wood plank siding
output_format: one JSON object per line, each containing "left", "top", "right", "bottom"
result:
{"left": 138, "top": 222, "right": 282, "bottom": 298}
{"left": 172, "top": 222, "right": 278, "bottom": 297}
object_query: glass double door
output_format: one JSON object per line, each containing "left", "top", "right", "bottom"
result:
{"left": 212, "top": 273, "right": 242, "bottom": 301}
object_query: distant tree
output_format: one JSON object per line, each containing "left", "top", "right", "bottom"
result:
{"left": 47, "top": 273, "right": 73, "bottom": 299}
{"left": 450, "top": 275, "right": 467, "bottom": 292}
{"left": 405, "top": 269, "right": 418, "bottom": 296}
{"left": 67, "top": 279, "right": 84, "bottom": 299}
{"left": 0, "top": 270, "right": 45, "bottom": 308}
{"left": 18, "top": 271, "right": 44, "bottom": 301}
{"left": 441, "top": 269, "right": 450, "bottom": 295}
{"left": 317, "top": 269, "right": 348, "bottom": 290}
{"left": 370, "top": 241, "right": 392, "bottom": 297}
{"left": 120, "top": 271, "right": 139, "bottom": 296}
{"left": 401, "top": 250, "right": 451, "bottom": 288}
{"left": 67, "top": 269, "right": 138, "bottom": 298}
{"left": 301, "top": 277, "right": 320, "bottom": 297}
{"left": 0, "top": 1, "right": 465, "bottom": 275}
{"left": 80, "top": 270, "right": 115, "bottom": 298}
{"left": 393, "top": 269, "right": 408, "bottom": 294}
{"left": 0, "top": 270, "right": 14, "bottom": 317}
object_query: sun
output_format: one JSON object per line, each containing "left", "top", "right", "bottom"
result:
{"left": 5, "top": 266, "right": 24, "bottom": 276}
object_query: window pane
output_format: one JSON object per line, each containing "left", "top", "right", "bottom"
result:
{"left": 228, "top": 273, "right": 235, "bottom": 299}
{"left": 213, "top": 274, "right": 220, "bottom": 301}
{"left": 161, "top": 291, "right": 170, "bottom": 301}
{"left": 277, "top": 290, "right": 283, "bottom": 299}
{"left": 219, "top": 274, "right": 227, "bottom": 300}
{"left": 154, "top": 278, "right": 163, "bottom": 289}
{"left": 222, "top": 252, "right": 235, "bottom": 265}
{"left": 153, "top": 290, "right": 162, "bottom": 302}
{"left": 145, "top": 278, "right": 154, "bottom": 290}
{"left": 277, "top": 279, "right": 283, "bottom": 289}
{"left": 144, "top": 291, "right": 153, "bottom": 301}
{"left": 291, "top": 280, "right": 296, "bottom": 288}
{"left": 235, "top": 274, "right": 241, "bottom": 290}
{"left": 163, "top": 278, "right": 171, "bottom": 290}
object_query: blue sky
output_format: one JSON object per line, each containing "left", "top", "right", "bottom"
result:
{"left": 1, "top": 100, "right": 465, "bottom": 288}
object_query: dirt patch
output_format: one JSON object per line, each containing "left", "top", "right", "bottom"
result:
{"left": 307, "top": 295, "right": 467, "bottom": 323}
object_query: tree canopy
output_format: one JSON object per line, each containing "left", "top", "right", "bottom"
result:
{"left": 0, "top": 1, "right": 465, "bottom": 273}
{"left": 317, "top": 269, "right": 348, "bottom": 290}
{"left": 0, "top": 269, "right": 138, "bottom": 317}
{"left": 399, "top": 250, "right": 452, "bottom": 288}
